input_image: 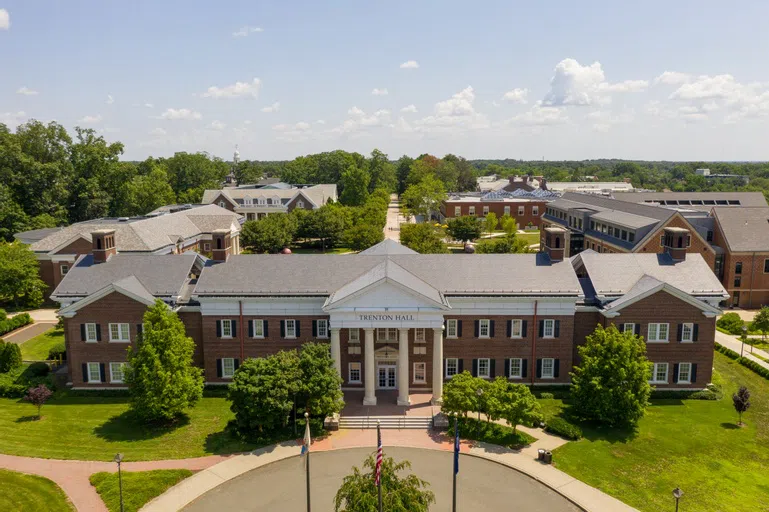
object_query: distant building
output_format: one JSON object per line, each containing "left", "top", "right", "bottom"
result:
{"left": 477, "top": 175, "right": 634, "bottom": 195}
{"left": 440, "top": 189, "right": 559, "bottom": 229}
{"left": 202, "top": 183, "right": 338, "bottom": 221}
{"left": 694, "top": 168, "right": 748, "bottom": 183}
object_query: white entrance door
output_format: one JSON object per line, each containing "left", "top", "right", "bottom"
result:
{"left": 377, "top": 364, "right": 397, "bottom": 389}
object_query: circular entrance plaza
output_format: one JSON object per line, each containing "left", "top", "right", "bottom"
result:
{"left": 183, "top": 446, "right": 582, "bottom": 511}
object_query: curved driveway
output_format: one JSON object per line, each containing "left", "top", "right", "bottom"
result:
{"left": 183, "top": 447, "right": 582, "bottom": 512}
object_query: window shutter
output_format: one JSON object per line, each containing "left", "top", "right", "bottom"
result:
{"left": 489, "top": 321, "right": 495, "bottom": 338}
{"left": 634, "top": 324, "right": 641, "bottom": 336}
{"left": 677, "top": 324, "right": 683, "bottom": 342}
{"left": 673, "top": 363, "right": 679, "bottom": 383}
{"left": 248, "top": 320, "right": 254, "bottom": 338}
{"left": 82, "top": 363, "right": 88, "bottom": 383}
{"left": 443, "top": 358, "right": 446, "bottom": 378}
{"left": 234, "top": 359, "right": 240, "bottom": 370}
{"left": 522, "top": 359, "right": 528, "bottom": 378}
{"left": 693, "top": 324, "right": 699, "bottom": 342}
{"left": 264, "top": 320, "right": 269, "bottom": 337}
{"left": 554, "top": 359, "right": 560, "bottom": 378}
{"left": 504, "top": 359, "right": 511, "bottom": 378}
{"left": 536, "top": 359, "right": 542, "bottom": 378}
{"left": 472, "top": 359, "right": 478, "bottom": 377}
{"left": 296, "top": 321, "right": 301, "bottom": 337}
{"left": 522, "top": 320, "right": 527, "bottom": 338}
{"left": 474, "top": 321, "right": 479, "bottom": 338}
{"left": 216, "top": 320, "right": 222, "bottom": 338}
{"left": 80, "top": 324, "right": 86, "bottom": 341}
{"left": 538, "top": 321, "right": 544, "bottom": 338}
{"left": 458, "top": 359, "right": 464, "bottom": 373}
{"left": 554, "top": 320, "right": 560, "bottom": 338}
{"left": 216, "top": 359, "right": 223, "bottom": 378}
{"left": 312, "top": 320, "right": 318, "bottom": 337}
{"left": 231, "top": 320, "right": 237, "bottom": 338}
{"left": 457, "top": 320, "right": 463, "bottom": 337}
{"left": 507, "top": 320, "right": 512, "bottom": 338}
{"left": 490, "top": 359, "right": 496, "bottom": 377}
{"left": 620, "top": 323, "right": 627, "bottom": 333}
{"left": 95, "top": 325, "right": 102, "bottom": 341}
{"left": 280, "top": 320, "right": 286, "bottom": 338}
{"left": 99, "top": 363, "right": 106, "bottom": 383}
{"left": 691, "top": 364, "right": 698, "bottom": 383}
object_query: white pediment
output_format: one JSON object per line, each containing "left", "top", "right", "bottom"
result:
{"left": 326, "top": 280, "right": 444, "bottom": 310}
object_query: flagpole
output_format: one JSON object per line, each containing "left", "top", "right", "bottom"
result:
{"left": 453, "top": 414, "right": 458, "bottom": 512}
{"left": 305, "top": 412, "right": 311, "bottom": 512}
{"left": 377, "top": 421, "right": 383, "bottom": 512}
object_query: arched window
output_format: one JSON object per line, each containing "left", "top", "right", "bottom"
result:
{"left": 96, "top": 238, "right": 102, "bottom": 250}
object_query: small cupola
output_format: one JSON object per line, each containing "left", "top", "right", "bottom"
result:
{"left": 211, "top": 229, "right": 231, "bottom": 262}
{"left": 91, "top": 229, "right": 117, "bottom": 263}
{"left": 662, "top": 226, "right": 690, "bottom": 261}
{"left": 543, "top": 226, "right": 566, "bottom": 262}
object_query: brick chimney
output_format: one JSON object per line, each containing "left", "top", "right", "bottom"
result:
{"left": 211, "top": 229, "right": 231, "bottom": 262}
{"left": 662, "top": 227, "right": 690, "bottom": 261}
{"left": 543, "top": 226, "right": 566, "bottom": 262}
{"left": 91, "top": 229, "right": 117, "bottom": 263}
{"left": 539, "top": 177, "right": 548, "bottom": 191}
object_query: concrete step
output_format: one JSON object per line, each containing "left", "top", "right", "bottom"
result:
{"left": 339, "top": 416, "right": 433, "bottom": 429}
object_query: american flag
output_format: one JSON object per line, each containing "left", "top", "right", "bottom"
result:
{"left": 375, "top": 422, "right": 383, "bottom": 486}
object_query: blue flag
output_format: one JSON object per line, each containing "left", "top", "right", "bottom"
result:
{"left": 453, "top": 420, "right": 460, "bottom": 475}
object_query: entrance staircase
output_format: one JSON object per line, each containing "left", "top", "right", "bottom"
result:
{"left": 339, "top": 416, "right": 433, "bottom": 429}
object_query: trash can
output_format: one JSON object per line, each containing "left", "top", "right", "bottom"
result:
{"left": 537, "top": 449, "right": 546, "bottom": 461}
{"left": 544, "top": 451, "right": 553, "bottom": 464}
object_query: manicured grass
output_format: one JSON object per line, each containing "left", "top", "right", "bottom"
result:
{"left": 516, "top": 232, "right": 541, "bottom": 245}
{"left": 0, "top": 468, "right": 74, "bottom": 511}
{"left": 552, "top": 353, "right": 769, "bottom": 512}
{"left": 451, "top": 416, "right": 536, "bottom": 449}
{"left": 744, "top": 337, "right": 769, "bottom": 351}
{"left": 20, "top": 328, "right": 64, "bottom": 361}
{"left": 0, "top": 395, "right": 268, "bottom": 461}
{"left": 90, "top": 469, "right": 193, "bottom": 512}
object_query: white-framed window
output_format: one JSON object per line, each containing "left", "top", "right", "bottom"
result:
{"left": 454, "top": 206, "right": 461, "bottom": 216}
{"left": 543, "top": 319, "right": 555, "bottom": 338}
{"left": 678, "top": 362, "right": 692, "bottom": 384}
{"left": 479, "top": 319, "right": 490, "bottom": 338}
{"left": 510, "top": 319, "right": 523, "bottom": 338}
{"left": 446, "top": 319, "right": 458, "bottom": 338}
{"left": 532, "top": 206, "right": 539, "bottom": 216}
{"left": 504, "top": 206, "right": 510, "bottom": 216}
{"left": 623, "top": 323, "right": 635, "bottom": 334}
{"left": 110, "top": 362, "right": 126, "bottom": 383}
{"left": 348, "top": 328, "right": 360, "bottom": 343}
{"left": 258, "top": 197, "right": 267, "bottom": 205}
{"left": 413, "top": 346, "right": 427, "bottom": 355}
{"left": 297, "top": 200, "right": 305, "bottom": 208}
{"left": 541, "top": 358, "right": 555, "bottom": 379}
{"left": 681, "top": 323, "right": 693, "bottom": 343}
{"left": 317, "top": 319, "right": 328, "bottom": 338}
{"left": 252, "top": 319, "right": 265, "bottom": 338}
{"left": 222, "top": 358, "right": 235, "bottom": 379}
{"left": 648, "top": 323, "right": 669, "bottom": 343}
{"left": 109, "top": 323, "right": 130, "bottom": 343}
{"left": 60, "top": 264, "right": 69, "bottom": 275}
{"left": 415, "top": 328, "right": 426, "bottom": 343}
{"left": 509, "top": 358, "right": 522, "bottom": 379}
{"left": 445, "top": 358, "right": 459, "bottom": 378}
{"left": 222, "top": 319, "right": 233, "bottom": 338}
{"left": 376, "top": 328, "right": 397, "bottom": 343}
{"left": 203, "top": 243, "right": 211, "bottom": 251}
{"left": 477, "top": 358, "right": 491, "bottom": 378}
{"left": 650, "top": 362, "right": 668, "bottom": 384}
{"left": 469, "top": 206, "right": 476, "bottom": 216}
{"left": 85, "top": 323, "right": 98, "bottom": 343}
{"left": 244, "top": 196, "right": 253, "bottom": 206}
{"left": 349, "top": 362, "right": 361, "bottom": 383}
{"left": 482, "top": 206, "right": 489, "bottom": 216}
{"left": 285, "top": 319, "right": 296, "bottom": 338}
{"left": 413, "top": 362, "right": 426, "bottom": 383}
{"left": 518, "top": 206, "right": 525, "bottom": 216}
{"left": 87, "top": 362, "right": 101, "bottom": 383}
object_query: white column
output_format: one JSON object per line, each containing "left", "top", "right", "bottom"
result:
{"left": 363, "top": 328, "right": 377, "bottom": 405}
{"left": 330, "top": 328, "right": 341, "bottom": 379}
{"left": 432, "top": 327, "right": 444, "bottom": 405}
{"left": 397, "top": 328, "right": 410, "bottom": 406}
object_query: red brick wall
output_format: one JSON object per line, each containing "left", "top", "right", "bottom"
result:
{"left": 713, "top": 215, "right": 769, "bottom": 308}
{"left": 178, "top": 311, "right": 205, "bottom": 367}
{"left": 286, "top": 195, "right": 315, "bottom": 212}
{"left": 441, "top": 200, "right": 546, "bottom": 228}
{"left": 573, "top": 311, "right": 604, "bottom": 365}
{"left": 638, "top": 215, "right": 716, "bottom": 269}
{"left": 210, "top": 194, "right": 236, "bottom": 211}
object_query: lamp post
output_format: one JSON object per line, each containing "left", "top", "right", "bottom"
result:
{"left": 114, "top": 453, "right": 124, "bottom": 512}
{"left": 741, "top": 325, "right": 747, "bottom": 358}
{"left": 475, "top": 387, "right": 484, "bottom": 432}
{"left": 672, "top": 487, "right": 683, "bottom": 512}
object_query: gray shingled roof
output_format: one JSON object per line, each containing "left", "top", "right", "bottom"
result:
{"left": 589, "top": 210, "right": 658, "bottom": 229}
{"left": 52, "top": 253, "right": 199, "bottom": 298}
{"left": 712, "top": 207, "right": 769, "bottom": 252}
{"left": 359, "top": 239, "right": 418, "bottom": 255}
{"left": 194, "top": 253, "right": 583, "bottom": 297}
{"left": 30, "top": 205, "right": 241, "bottom": 253}
{"left": 201, "top": 184, "right": 338, "bottom": 207}
{"left": 561, "top": 192, "right": 673, "bottom": 221}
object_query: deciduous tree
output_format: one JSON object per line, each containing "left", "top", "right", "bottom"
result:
{"left": 0, "top": 242, "right": 47, "bottom": 308}
{"left": 446, "top": 216, "right": 482, "bottom": 243}
{"left": 399, "top": 223, "right": 448, "bottom": 254}
{"left": 485, "top": 378, "right": 542, "bottom": 432}
{"left": 401, "top": 175, "right": 446, "bottom": 221}
{"left": 441, "top": 371, "right": 483, "bottom": 418}
{"left": 297, "top": 342, "right": 344, "bottom": 417}
{"left": 751, "top": 307, "right": 769, "bottom": 341}
{"left": 24, "top": 384, "right": 52, "bottom": 419}
{"left": 344, "top": 224, "right": 384, "bottom": 251}
{"left": 241, "top": 214, "right": 298, "bottom": 254}
{"left": 484, "top": 212, "right": 498, "bottom": 234}
{"left": 475, "top": 235, "right": 530, "bottom": 254}
{"left": 340, "top": 164, "right": 371, "bottom": 206}
{"left": 733, "top": 386, "right": 751, "bottom": 426}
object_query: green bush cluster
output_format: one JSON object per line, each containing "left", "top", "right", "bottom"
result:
{"left": 0, "top": 340, "right": 22, "bottom": 373}
{"left": 538, "top": 392, "right": 555, "bottom": 400}
{"left": 0, "top": 313, "right": 33, "bottom": 337}
{"left": 544, "top": 417, "right": 583, "bottom": 440}
{"left": 717, "top": 312, "right": 745, "bottom": 335}
{"left": 47, "top": 343, "right": 67, "bottom": 361}
{"left": 651, "top": 389, "right": 719, "bottom": 400}
{"left": 26, "top": 362, "right": 50, "bottom": 377}
{"left": 715, "top": 343, "right": 769, "bottom": 381}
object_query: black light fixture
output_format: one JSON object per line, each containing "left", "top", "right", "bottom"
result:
{"left": 114, "top": 453, "right": 125, "bottom": 512}
{"left": 672, "top": 487, "right": 683, "bottom": 512}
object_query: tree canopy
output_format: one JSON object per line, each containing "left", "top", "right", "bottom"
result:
{"left": 446, "top": 216, "right": 482, "bottom": 243}
{"left": 399, "top": 223, "right": 448, "bottom": 254}
{"left": 0, "top": 242, "right": 47, "bottom": 308}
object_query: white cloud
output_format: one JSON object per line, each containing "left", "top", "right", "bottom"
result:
{"left": 315, "top": 120, "right": 326, "bottom": 125}
{"left": 400, "top": 104, "right": 418, "bottom": 113}
{"left": 332, "top": 108, "right": 392, "bottom": 134}
{"left": 371, "top": 88, "right": 389, "bottom": 96}
{"left": 78, "top": 115, "right": 102, "bottom": 124}
{"left": 348, "top": 106, "right": 365, "bottom": 116}
{"left": 210, "top": 120, "right": 226, "bottom": 130}
{"left": 157, "top": 108, "right": 202, "bottom": 120}
{"left": 400, "top": 60, "right": 419, "bottom": 69}
{"left": 0, "top": 111, "right": 26, "bottom": 125}
{"left": 435, "top": 86, "right": 476, "bottom": 117}
{"left": 272, "top": 121, "right": 313, "bottom": 141}
{"left": 509, "top": 105, "right": 568, "bottom": 127}
{"left": 16, "top": 86, "right": 39, "bottom": 96}
{"left": 669, "top": 74, "right": 742, "bottom": 101}
{"left": 502, "top": 88, "right": 528, "bottom": 104}
{"left": 654, "top": 71, "right": 691, "bottom": 85}
{"left": 0, "top": 9, "right": 9, "bottom": 30}
{"left": 106, "top": 95, "right": 114, "bottom": 105}
{"left": 145, "top": 103, "right": 154, "bottom": 108}
{"left": 586, "top": 108, "right": 635, "bottom": 131}
{"left": 232, "top": 26, "right": 263, "bottom": 37}
{"left": 149, "top": 127, "right": 167, "bottom": 136}
{"left": 201, "top": 78, "right": 261, "bottom": 99}
{"left": 601, "top": 80, "right": 649, "bottom": 92}
{"left": 543, "top": 58, "right": 647, "bottom": 107}
{"left": 261, "top": 101, "right": 280, "bottom": 113}
{"left": 273, "top": 122, "right": 311, "bottom": 132}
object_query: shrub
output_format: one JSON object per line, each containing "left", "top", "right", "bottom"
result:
{"left": 539, "top": 392, "right": 555, "bottom": 400}
{"left": 0, "top": 309, "right": 6, "bottom": 321}
{"left": 24, "top": 384, "right": 53, "bottom": 418}
{"left": 689, "top": 390, "right": 719, "bottom": 400}
{"left": 0, "top": 382, "right": 27, "bottom": 398}
{"left": 0, "top": 342, "right": 22, "bottom": 373}
{"left": 47, "top": 343, "right": 67, "bottom": 361}
{"left": 0, "top": 313, "right": 33, "bottom": 337}
{"left": 715, "top": 342, "right": 769, "bottom": 381}
{"left": 717, "top": 312, "right": 745, "bottom": 335}
{"left": 544, "top": 417, "right": 583, "bottom": 440}
{"left": 27, "top": 362, "right": 50, "bottom": 377}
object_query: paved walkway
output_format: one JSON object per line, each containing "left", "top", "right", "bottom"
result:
{"left": 384, "top": 194, "right": 413, "bottom": 241}
{"left": 716, "top": 330, "right": 769, "bottom": 370}
{"left": 3, "top": 320, "right": 57, "bottom": 345}
{"left": 8, "top": 308, "right": 59, "bottom": 323}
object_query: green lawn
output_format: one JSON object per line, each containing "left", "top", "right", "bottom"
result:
{"left": 0, "top": 469, "right": 74, "bottom": 511}
{"left": 90, "top": 469, "right": 193, "bottom": 512}
{"left": 452, "top": 416, "right": 536, "bottom": 449}
{"left": 552, "top": 353, "right": 769, "bottom": 512}
{"left": 516, "top": 232, "right": 541, "bottom": 245}
{"left": 20, "top": 328, "right": 64, "bottom": 361}
{"left": 0, "top": 395, "right": 268, "bottom": 461}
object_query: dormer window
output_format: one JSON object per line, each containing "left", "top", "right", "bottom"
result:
{"left": 297, "top": 200, "right": 304, "bottom": 208}
{"left": 257, "top": 197, "right": 267, "bottom": 205}
{"left": 244, "top": 196, "right": 253, "bottom": 206}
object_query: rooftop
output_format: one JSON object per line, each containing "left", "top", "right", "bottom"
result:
{"left": 712, "top": 207, "right": 769, "bottom": 252}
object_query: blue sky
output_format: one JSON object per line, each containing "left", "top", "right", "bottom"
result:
{"left": 3, "top": 1, "right": 769, "bottom": 161}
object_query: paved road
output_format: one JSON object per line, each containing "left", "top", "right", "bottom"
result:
{"left": 715, "top": 330, "right": 769, "bottom": 370}
{"left": 183, "top": 447, "right": 582, "bottom": 512}
{"left": 3, "top": 321, "right": 57, "bottom": 345}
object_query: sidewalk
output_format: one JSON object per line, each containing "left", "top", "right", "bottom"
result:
{"left": 3, "top": 321, "right": 57, "bottom": 345}
{"left": 9, "top": 308, "right": 59, "bottom": 323}
{"left": 384, "top": 194, "right": 413, "bottom": 241}
{"left": 715, "top": 330, "right": 769, "bottom": 370}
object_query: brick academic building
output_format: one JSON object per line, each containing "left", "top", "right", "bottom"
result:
{"left": 52, "top": 234, "right": 727, "bottom": 404}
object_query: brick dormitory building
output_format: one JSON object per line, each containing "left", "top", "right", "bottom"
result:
{"left": 50, "top": 228, "right": 727, "bottom": 403}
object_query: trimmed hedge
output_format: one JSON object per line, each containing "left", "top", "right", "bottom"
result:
{"left": 544, "top": 417, "right": 583, "bottom": 440}
{"left": 0, "top": 313, "right": 33, "bottom": 337}
{"left": 715, "top": 342, "right": 769, "bottom": 381}
{"left": 651, "top": 389, "right": 719, "bottom": 400}
{"left": 47, "top": 342, "right": 67, "bottom": 361}
{"left": 27, "top": 362, "right": 50, "bottom": 378}
{"left": 0, "top": 342, "right": 22, "bottom": 373}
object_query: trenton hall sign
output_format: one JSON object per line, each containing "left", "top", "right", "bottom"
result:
{"left": 357, "top": 314, "right": 415, "bottom": 322}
